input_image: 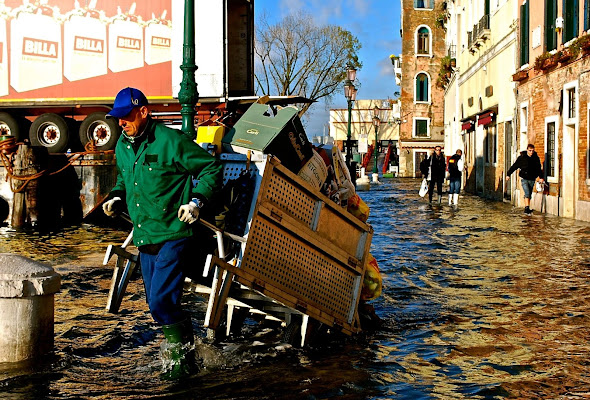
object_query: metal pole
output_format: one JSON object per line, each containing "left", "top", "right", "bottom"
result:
{"left": 346, "top": 99, "right": 353, "bottom": 167}
{"left": 178, "top": 0, "right": 198, "bottom": 137}
{"left": 373, "top": 124, "right": 379, "bottom": 174}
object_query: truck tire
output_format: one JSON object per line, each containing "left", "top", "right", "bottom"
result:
{"left": 79, "top": 112, "right": 120, "bottom": 151}
{"left": 29, "top": 113, "right": 70, "bottom": 153}
{"left": 0, "top": 112, "right": 23, "bottom": 142}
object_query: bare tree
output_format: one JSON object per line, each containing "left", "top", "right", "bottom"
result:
{"left": 255, "top": 13, "right": 362, "bottom": 116}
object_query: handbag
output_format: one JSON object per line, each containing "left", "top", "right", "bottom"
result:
{"left": 419, "top": 178, "right": 428, "bottom": 197}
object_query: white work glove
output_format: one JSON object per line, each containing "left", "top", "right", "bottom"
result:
{"left": 103, "top": 197, "right": 122, "bottom": 217}
{"left": 178, "top": 201, "right": 200, "bottom": 224}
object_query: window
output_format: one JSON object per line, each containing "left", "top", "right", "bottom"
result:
{"left": 484, "top": 124, "right": 497, "bottom": 165}
{"left": 520, "top": 1, "right": 529, "bottom": 66}
{"left": 520, "top": 104, "right": 528, "bottom": 132}
{"left": 414, "top": 0, "right": 434, "bottom": 9}
{"left": 563, "top": 0, "right": 579, "bottom": 43}
{"left": 546, "top": 122, "right": 556, "bottom": 177}
{"left": 585, "top": 0, "right": 590, "bottom": 31}
{"left": 415, "top": 73, "right": 429, "bottom": 102}
{"left": 545, "top": 0, "right": 558, "bottom": 51}
{"left": 417, "top": 27, "right": 430, "bottom": 55}
{"left": 414, "top": 118, "right": 430, "bottom": 137}
{"left": 564, "top": 81, "right": 578, "bottom": 124}
{"left": 568, "top": 87, "right": 576, "bottom": 119}
{"left": 545, "top": 116, "right": 559, "bottom": 181}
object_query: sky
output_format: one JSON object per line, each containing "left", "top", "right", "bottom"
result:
{"left": 254, "top": 0, "right": 402, "bottom": 137}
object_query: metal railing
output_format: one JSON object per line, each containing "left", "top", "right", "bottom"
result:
{"left": 447, "top": 44, "right": 456, "bottom": 58}
{"left": 467, "top": 14, "right": 490, "bottom": 52}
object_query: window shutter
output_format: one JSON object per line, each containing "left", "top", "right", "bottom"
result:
{"left": 520, "top": 3, "right": 529, "bottom": 66}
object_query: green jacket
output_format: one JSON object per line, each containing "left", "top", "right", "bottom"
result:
{"left": 111, "top": 119, "right": 222, "bottom": 246}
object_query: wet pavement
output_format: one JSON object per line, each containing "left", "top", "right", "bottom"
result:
{"left": 1, "top": 178, "right": 590, "bottom": 399}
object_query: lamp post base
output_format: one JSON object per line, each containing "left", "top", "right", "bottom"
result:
{"left": 372, "top": 173, "right": 379, "bottom": 183}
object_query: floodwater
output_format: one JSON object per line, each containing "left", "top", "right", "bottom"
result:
{"left": 1, "top": 178, "right": 590, "bottom": 399}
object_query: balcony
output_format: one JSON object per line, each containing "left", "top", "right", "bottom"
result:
{"left": 476, "top": 15, "right": 490, "bottom": 42}
{"left": 447, "top": 44, "right": 456, "bottom": 58}
{"left": 467, "top": 14, "right": 490, "bottom": 53}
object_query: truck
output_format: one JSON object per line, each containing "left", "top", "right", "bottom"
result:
{"left": 0, "top": 0, "right": 254, "bottom": 153}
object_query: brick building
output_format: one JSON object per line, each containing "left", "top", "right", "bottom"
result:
{"left": 398, "top": 0, "right": 446, "bottom": 177}
{"left": 513, "top": 0, "right": 590, "bottom": 220}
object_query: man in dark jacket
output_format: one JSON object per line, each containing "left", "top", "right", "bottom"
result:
{"left": 102, "top": 87, "right": 222, "bottom": 378}
{"left": 506, "top": 143, "right": 544, "bottom": 215}
{"left": 427, "top": 146, "right": 446, "bottom": 203}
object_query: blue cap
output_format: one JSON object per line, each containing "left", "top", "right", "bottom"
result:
{"left": 107, "top": 87, "right": 148, "bottom": 118}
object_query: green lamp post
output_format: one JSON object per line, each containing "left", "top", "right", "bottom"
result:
{"left": 178, "top": 0, "right": 198, "bottom": 137}
{"left": 343, "top": 63, "right": 357, "bottom": 169}
{"left": 372, "top": 106, "right": 381, "bottom": 175}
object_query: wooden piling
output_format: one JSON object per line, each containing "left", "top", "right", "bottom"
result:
{"left": 10, "top": 145, "right": 48, "bottom": 228}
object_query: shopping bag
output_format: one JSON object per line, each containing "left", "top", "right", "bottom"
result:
{"left": 419, "top": 178, "right": 428, "bottom": 197}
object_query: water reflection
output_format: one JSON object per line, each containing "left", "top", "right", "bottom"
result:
{"left": 1, "top": 179, "right": 590, "bottom": 399}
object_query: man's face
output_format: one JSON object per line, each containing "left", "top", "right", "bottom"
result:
{"left": 118, "top": 106, "right": 148, "bottom": 137}
{"left": 435, "top": 147, "right": 442, "bottom": 155}
{"left": 527, "top": 148, "right": 534, "bottom": 157}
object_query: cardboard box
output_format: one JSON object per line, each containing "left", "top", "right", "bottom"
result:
{"left": 222, "top": 104, "right": 312, "bottom": 173}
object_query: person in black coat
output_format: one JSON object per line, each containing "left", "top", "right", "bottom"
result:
{"left": 427, "top": 146, "right": 446, "bottom": 203}
{"left": 506, "top": 143, "right": 544, "bottom": 214}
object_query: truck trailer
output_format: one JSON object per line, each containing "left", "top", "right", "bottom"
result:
{"left": 0, "top": 0, "right": 254, "bottom": 153}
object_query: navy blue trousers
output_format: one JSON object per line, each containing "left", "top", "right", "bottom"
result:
{"left": 140, "top": 237, "right": 189, "bottom": 325}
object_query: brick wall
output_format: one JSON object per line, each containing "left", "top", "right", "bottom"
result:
{"left": 399, "top": 0, "right": 446, "bottom": 177}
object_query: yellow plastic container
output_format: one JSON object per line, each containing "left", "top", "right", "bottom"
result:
{"left": 196, "top": 126, "right": 225, "bottom": 155}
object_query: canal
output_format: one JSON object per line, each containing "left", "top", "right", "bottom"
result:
{"left": 1, "top": 178, "right": 589, "bottom": 399}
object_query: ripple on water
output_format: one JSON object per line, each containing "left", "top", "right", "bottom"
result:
{"left": 1, "top": 179, "right": 590, "bottom": 399}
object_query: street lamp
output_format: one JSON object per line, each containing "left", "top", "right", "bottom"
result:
{"left": 372, "top": 106, "right": 381, "bottom": 176}
{"left": 343, "top": 63, "right": 357, "bottom": 170}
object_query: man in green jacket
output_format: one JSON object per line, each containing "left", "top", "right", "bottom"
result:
{"left": 102, "top": 87, "right": 222, "bottom": 378}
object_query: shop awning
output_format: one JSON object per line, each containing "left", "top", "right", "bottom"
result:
{"left": 401, "top": 140, "right": 444, "bottom": 149}
{"left": 477, "top": 110, "right": 495, "bottom": 126}
{"left": 461, "top": 120, "right": 474, "bottom": 131}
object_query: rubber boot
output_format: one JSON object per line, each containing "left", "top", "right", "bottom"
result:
{"left": 448, "top": 194, "right": 452, "bottom": 205}
{"left": 453, "top": 193, "right": 459, "bottom": 205}
{"left": 161, "top": 319, "right": 196, "bottom": 379}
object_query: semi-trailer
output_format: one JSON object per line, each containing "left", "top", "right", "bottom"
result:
{"left": 0, "top": 0, "right": 254, "bottom": 153}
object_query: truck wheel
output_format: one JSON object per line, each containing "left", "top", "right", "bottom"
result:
{"left": 0, "top": 112, "right": 23, "bottom": 142}
{"left": 29, "top": 113, "right": 70, "bottom": 153}
{"left": 79, "top": 112, "right": 120, "bottom": 151}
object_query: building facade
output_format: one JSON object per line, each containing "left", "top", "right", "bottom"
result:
{"left": 398, "top": 0, "right": 446, "bottom": 177}
{"left": 329, "top": 99, "right": 401, "bottom": 171}
{"left": 434, "top": 0, "right": 590, "bottom": 221}
{"left": 511, "top": 0, "right": 590, "bottom": 220}
{"left": 449, "top": 0, "right": 518, "bottom": 199}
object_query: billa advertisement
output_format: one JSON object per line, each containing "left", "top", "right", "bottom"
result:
{"left": 63, "top": 7, "right": 107, "bottom": 81}
{"left": 10, "top": 9, "right": 62, "bottom": 92}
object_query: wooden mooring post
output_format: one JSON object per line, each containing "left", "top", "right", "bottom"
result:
{"left": 11, "top": 144, "right": 47, "bottom": 228}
